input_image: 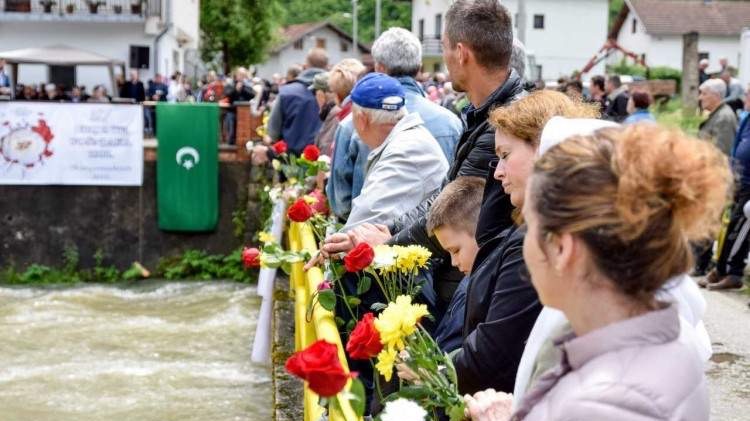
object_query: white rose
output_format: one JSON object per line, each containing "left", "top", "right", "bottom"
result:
{"left": 372, "top": 245, "right": 396, "bottom": 271}
{"left": 317, "top": 154, "right": 332, "bottom": 165}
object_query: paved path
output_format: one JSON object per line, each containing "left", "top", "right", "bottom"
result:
{"left": 701, "top": 286, "right": 750, "bottom": 421}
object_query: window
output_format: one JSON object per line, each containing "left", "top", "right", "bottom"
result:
{"left": 293, "top": 39, "right": 304, "bottom": 50}
{"left": 435, "top": 14, "right": 442, "bottom": 39}
{"left": 699, "top": 52, "right": 710, "bottom": 61}
{"left": 340, "top": 41, "right": 349, "bottom": 52}
{"left": 419, "top": 19, "right": 425, "bottom": 41}
{"left": 129, "top": 45, "right": 150, "bottom": 69}
{"left": 514, "top": 13, "right": 518, "bottom": 28}
{"left": 433, "top": 62, "right": 441, "bottom": 73}
{"left": 533, "top": 14, "right": 544, "bottom": 29}
{"left": 316, "top": 37, "right": 326, "bottom": 49}
{"left": 535, "top": 65, "right": 543, "bottom": 80}
{"left": 49, "top": 65, "right": 75, "bottom": 90}
{"left": 632, "top": 18, "right": 637, "bottom": 34}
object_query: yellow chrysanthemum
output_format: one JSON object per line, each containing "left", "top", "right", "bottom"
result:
{"left": 374, "top": 295, "right": 430, "bottom": 352}
{"left": 375, "top": 347, "right": 397, "bottom": 381}
{"left": 303, "top": 195, "right": 319, "bottom": 205}
{"left": 259, "top": 252, "right": 268, "bottom": 268}
{"left": 258, "top": 231, "right": 275, "bottom": 244}
{"left": 395, "top": 245, "right": 432, "bottom": 273}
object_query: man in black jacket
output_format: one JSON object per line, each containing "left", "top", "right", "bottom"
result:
{"left": 385, "top": 0, "right": 525, "bottom": 301}
{"left": 119, "top": 69, "right": 145, "bottom": 102}
{"left": 603, "top": 75, "right": 629, "bottom": 122}
{"left": 327, "top": 0, "right": 526, "bottom": 310}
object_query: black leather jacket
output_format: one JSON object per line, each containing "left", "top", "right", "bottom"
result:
{"left": 388, "top": 69, "right": 526, "bottom": 250}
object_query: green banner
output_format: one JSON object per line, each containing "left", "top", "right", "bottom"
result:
{"left": 156, "top": 103, "right": 219, "bottom": 231}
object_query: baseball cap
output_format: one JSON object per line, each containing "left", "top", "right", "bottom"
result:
{"left": 351, "top": 72, "right": 405, "bottom": 111}
{"left": 308, "top": 72, "right": 330, "bottom": 92}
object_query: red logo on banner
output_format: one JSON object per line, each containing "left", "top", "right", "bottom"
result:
{"left": 1, "top": 116, "right": 55, "bottom": 169}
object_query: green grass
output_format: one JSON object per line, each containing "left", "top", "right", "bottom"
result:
{"left": 653, "top": 99, "right": 703, "bottom": 136}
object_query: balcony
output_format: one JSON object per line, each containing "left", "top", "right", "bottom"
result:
{"left": 421, "top": 36, "right": 443, "bottom": 57}
{"left": 0, "top": 0, "right": 161, "bottom": 23}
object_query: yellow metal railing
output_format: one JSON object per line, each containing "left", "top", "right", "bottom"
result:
{"left": 288, "top": 222, "right": 361, "bottom": 421}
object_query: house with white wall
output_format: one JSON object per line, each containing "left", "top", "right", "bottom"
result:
{"left": 411, "top": 0, "right": 609, "bottom": 81}
{"left": 0, "top": 0, "right": 199, "bottom": 93}
{"left": 253, "top": 22, "right": 371, "bottom": 79}
{"left": 614, "top": 0, "right": 750, "bottom": 72}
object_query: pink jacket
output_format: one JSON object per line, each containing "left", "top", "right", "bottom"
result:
{"left": 513, "top": 305, "right": 708, "bottom": 421}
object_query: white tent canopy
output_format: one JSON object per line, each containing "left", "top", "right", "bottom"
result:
{"left": 0, "top": 45, "right": 124, "bottom": 66}
{"left": 0, "top": 45, "right": 125, "bottom": 98}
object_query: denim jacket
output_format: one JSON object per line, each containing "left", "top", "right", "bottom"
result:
{"left": 326, "top": 78, "right": 462, "bottom": 219}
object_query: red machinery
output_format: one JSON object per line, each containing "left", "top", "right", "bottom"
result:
{"left": 579, "top": 38, "right": 647, "bottom": 78}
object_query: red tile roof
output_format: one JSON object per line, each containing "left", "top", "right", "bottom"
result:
{"left": 627, "top": 0, "right": 750, "bottom": 36}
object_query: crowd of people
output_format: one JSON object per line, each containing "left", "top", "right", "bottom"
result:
{"left": 2, "top": 0, "right": 748, "bottom": 417}
{"left": 243, "top": 1, "right": 750, "bottom": 420}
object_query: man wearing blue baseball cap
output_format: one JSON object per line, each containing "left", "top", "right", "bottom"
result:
{"left": 337, "top": 72, "right": 448, "bottom": 230}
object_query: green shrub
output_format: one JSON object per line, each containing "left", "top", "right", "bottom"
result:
{"left": 610, "top": 59, "right": 647, "bottom": 78}
{"left": 648, "top": 66, "right": 682, "bottom": 89}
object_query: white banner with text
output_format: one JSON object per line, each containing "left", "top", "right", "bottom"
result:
{"left": 0, "top": 102, "right": 143, "bottom": 185}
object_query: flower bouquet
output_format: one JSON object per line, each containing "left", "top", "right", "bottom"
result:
{"left": 270, "top": 141, "right": 331, "bottom": 186}
{"left": 346, "top": 296, "right": 466, "bottom": 421}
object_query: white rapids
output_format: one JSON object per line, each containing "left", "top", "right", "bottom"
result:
{"left": 0, "top": 281, "right": 271, "bottom": 421}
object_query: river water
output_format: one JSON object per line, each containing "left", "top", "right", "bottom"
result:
{"left": 0, "top": 281, "right": 271, "bottom": 421}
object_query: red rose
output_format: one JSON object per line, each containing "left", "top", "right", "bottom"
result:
{"left": 343, "top": 243, "right": 374, "bottom": 272}
{"left": 346, "top": 313, "right": 383, "bottom": 360}
{"left": 309, "top": 189, "right": 329, "bottom": 216}
{"left": 242, "top": 247, "right": 261, "bottom": 268}
{"left": 272, "top": 140, "right": 288, "bottom": 155}
{"left": 285, "top": 339, "right": 351, "bottom": 397}
{"left": 302, "top": 144, "right": 320, "bottom": 161}
{"left": 287, "top": 198, "right": 314, "bottom": 222}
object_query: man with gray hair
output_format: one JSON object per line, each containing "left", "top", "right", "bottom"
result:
{"left": 698, "top": 78, "right": 738, "bottom": 156}
{"left": 326, "top": 27, "right": 462, "bottom": 220}
{"left": 342, "top": 73, "right": 448, "bottom": 230}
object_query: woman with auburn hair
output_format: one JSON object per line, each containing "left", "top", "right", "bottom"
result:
{"left": 397, "top": 90, "right": 601, "bottom": 394}
{"left": 467, "top": 124, "right": 731, "bottom": 421}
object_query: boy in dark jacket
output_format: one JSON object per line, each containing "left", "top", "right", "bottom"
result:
{"left": 424, "top": 176, "right": 541, "bottom": 395}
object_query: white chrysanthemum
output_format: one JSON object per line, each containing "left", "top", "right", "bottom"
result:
{"left": 381, "top": 398, "right": 427, "bottom": 421}
{"left": 317, "top": 154, "right": 331, "bottom": 165}
{"left": 372, "top": 245, "right": 396, "bottom": 271}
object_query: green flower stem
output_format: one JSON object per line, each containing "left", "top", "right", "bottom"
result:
{"left": 370, "top": 360, "right": 384, "bottom": 401}
{"left": 335, "top": 279, "right": 358, "bottom": 324}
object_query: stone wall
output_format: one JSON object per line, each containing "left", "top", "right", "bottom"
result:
{"left": 0, "top": 160, "right": 259, "bottom": 270}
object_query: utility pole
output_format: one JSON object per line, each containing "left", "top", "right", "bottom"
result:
{"left": 681, "top": 31, "right": 699, "bottom": 117}
{"left": 517, "top": 0, "right": 527, "bottom": 44}
{"left": 352, "top": 0, "right": 359, "bottom": 57}
{"left": 375, "top": 0, "right": 382, "bottom": 38}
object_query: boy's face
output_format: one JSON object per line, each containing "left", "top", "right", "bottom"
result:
{"left": 434, "top": 226, "right": 480, "bottom": 275}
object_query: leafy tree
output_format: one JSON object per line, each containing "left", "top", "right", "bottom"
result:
{"left": 200, "top": 0, "right": 283, "bottom": 74}
{"left": 609, "top": 0, "right": 625, "bottom": 31}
